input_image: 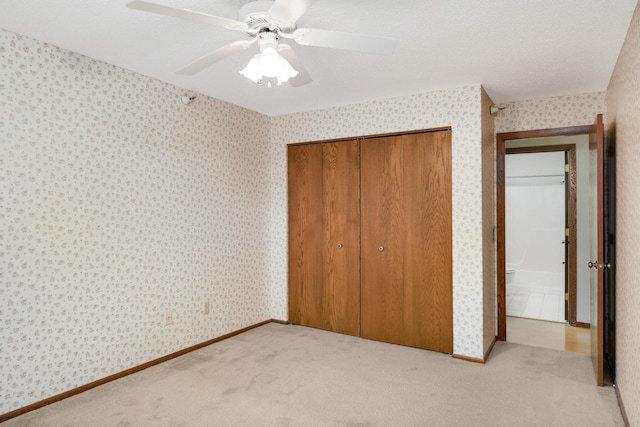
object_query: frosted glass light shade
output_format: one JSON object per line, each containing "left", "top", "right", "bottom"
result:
{"left": 240, "top": 47, "right": 298, "bottom": 86}
{"left": 239, "top": 56, "right": 262, "bottom": 82}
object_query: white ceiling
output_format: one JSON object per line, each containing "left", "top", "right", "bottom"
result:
{"left": 0, "top": 0, "right": 637, "bottom": 116}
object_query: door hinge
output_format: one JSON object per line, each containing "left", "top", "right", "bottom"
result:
{"left": 565, "top": 292, "right": 569, "bottom": 301}
{"left": 565, "top": 164, "right": 570, "bottom": 173}
{"left": 565, "top": 228, "right": 570, "bottom": 237}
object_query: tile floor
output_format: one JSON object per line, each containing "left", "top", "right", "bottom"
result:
{"left": 506, "top": 290, "right": 566, "bottom": 323}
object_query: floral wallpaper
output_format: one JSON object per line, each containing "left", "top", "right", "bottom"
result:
{"left": 269, "top": 86, "right": 490, "bottom": 360}
{"left": 494, "top": 91, "right": 606, "bottom": 133}
{"left": 0, "top": 29, "right": 272, "bottom": 414}
{"left": 607, "top": 1, "right": 640, "bottom": 424}
{"left": 2, "top": 25, "right": 498, "bottom": 416}
{"left": 481, "top": 87, "right": 496, "bottom": 357}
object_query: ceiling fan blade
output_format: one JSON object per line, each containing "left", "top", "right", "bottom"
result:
{"left": 268, "top": 0, "right": 319, "bottom": 24}
{"left": 127, "top": 0, "right": 248, "bottom": 32}
{"left": 292, "top": 28, "right": 397, "bottom": 55}
{"left": 278, "top": 44, "right": 312, "bottom": 87}
{"left": 177, "top": 40, "right": 256, "bottom": 75}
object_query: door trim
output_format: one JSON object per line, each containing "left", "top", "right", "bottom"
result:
{"left": 496, "top": 125, "right": 591, "bottom": 341}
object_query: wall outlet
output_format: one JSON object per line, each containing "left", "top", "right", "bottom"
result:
{"left": 165, "top": 310, "right": 174, "bottom": 326}
{"left": 204, "top": 301, "right": 210, "bottom": 315}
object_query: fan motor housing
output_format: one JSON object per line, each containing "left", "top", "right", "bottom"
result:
{"left": 239, "top": 1, "right": 295, "bottom": 33}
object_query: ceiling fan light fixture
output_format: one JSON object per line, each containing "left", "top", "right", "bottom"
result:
{"left": 239, "top": 31, "right": 298, "bottom": 86}
{"left": 128, "top": 0, "right": 398, "bottom": 89}
{"left": 239, "top": 55, "right": 263, "bottom": 83}
{"left": 275, "top": 59, "right": 298, "bottom": 85}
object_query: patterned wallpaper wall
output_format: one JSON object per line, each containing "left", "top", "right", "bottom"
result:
{"left": 495, "top": 92, "right": 606, "bottom": 133}
{"left": 269, "top": 87, "right": 489, "bottom": 360}
{"left": 606, "top": 1, "right": 640, "bottom": 424}
{"left": 481, "top": 87, "right": 496, "bottom": 356}
{"left": 0, "top": 29, "right": 272, "bottom": 414}
{"left": 2, "top": 26, "right": 501, "bottom": 415}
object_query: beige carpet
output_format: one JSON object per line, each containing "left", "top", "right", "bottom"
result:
{"left": 3, "top": 323, "right": 624, "bottom": 426}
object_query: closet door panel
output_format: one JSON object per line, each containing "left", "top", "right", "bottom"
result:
{"left": 322, "top": 141, "right": 361, "bottom": 335}
{"left": 360, "top": 136, "right": 405, "bottom": 343}
{"left": 361, "top": 131, "right": 452, "bottom": 353}
{"left": 288, "top": 144, "right": 325, "bottom": 328}
{"left": 288, "top": 141, "right": 361, "bottom": 335}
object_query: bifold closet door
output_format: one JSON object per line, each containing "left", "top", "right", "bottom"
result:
{"left": 360, "top": 131, "right": 453, "bottom": 353}
{"left": 288, "top": 140, "right": 361, "bottom": 336}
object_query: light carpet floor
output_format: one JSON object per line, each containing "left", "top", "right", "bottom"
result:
{"left": 3, "top": 323, "right": 624, "bottom": 427}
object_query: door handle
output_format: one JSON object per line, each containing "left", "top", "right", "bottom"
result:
{"left": 588, "top": 261, "right": 608, "bottom": 269}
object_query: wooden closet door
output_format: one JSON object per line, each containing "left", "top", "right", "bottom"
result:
{"left": 360, "top": 131, "right": 452, "bottom": 353}
{"left": 288, "top": 140, "right": 361, "bottom": 336}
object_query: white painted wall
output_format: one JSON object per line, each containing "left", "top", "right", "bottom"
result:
{"left": 506, "top": 151, "right": 565, "bottom": 279}
{"left": 506, "top": 136, "right": 591, "bottom": 323}
{"left": 506, "top": 152, "right": 566, "bottom": 320}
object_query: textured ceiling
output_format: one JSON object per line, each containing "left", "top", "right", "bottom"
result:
{"left": 0, "top": 0, "right": 637, "bottom": 116}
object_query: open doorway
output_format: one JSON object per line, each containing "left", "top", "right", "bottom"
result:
{"left": 497, "top": 128, "right": 592, "bottom": 354}
{"left": 505, "top": 148, "right": 570, "bottom": 323}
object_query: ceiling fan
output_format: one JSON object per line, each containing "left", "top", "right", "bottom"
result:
{"left": 127, "top": 0, "right": 397, "bottom": 87}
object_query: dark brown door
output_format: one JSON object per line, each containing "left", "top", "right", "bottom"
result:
{"left": 589, "top": 114, "right": 604, "bottom": 386}
{"left": 288, "top": 140, "right": 361, "bottom": 336}
{"left": 360, "top": 131, "right": 453, "bottom": 353}
{"left": 564, "top": 152, "right": 570, "bottom": 321}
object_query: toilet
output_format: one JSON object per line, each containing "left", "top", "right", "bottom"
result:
{"left": 506, "top": 268, "right": 516, "bottom": 284}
